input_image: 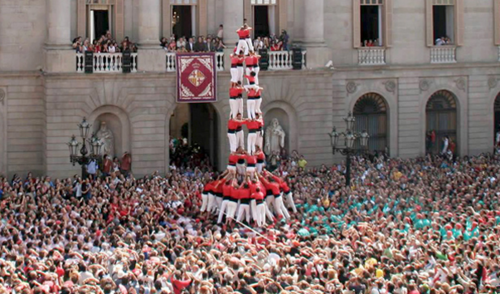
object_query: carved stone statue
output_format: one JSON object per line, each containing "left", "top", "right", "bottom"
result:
{"left": 96, "top": 121, "right": 114, "bottom": 157}
{"left": 264, "top": 118, "right": 286, "bottom": 155}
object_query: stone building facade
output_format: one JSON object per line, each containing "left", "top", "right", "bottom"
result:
{"left": 1, "top": 0, "right": 500, "bottom": 178}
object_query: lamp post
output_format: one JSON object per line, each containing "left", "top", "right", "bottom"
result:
{"left": 68, "top": 117, "right": 103, "bottom": 179}
{"left": 329, "top": 112, "right": 370, "bottom": 187}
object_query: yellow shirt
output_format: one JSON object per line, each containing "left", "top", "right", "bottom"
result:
{"left": 298, "top": 159, "right": 307, "bottom": 168}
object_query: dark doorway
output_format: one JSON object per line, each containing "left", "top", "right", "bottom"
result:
{"left": 494, "top": 95, "right": 500, "bottom": 143}
{"left": 433, "top": 6, "right": 447, "bottom": 42}
{"left": 172, "top": 6, "right": 192, "bottom": 39}
{"left": 169, "top": 103, "right": 219, "bottom": 170}
{"left": 360, "top": 6, "right": 380, "bottom": 45}
{"left": 254, "top": 6, "right": 270, "bottom": 37}
{"left": 94, "top": 10, "right": 109, "bottom": 41}
{"left": 353, "top": 93, "right": 388, "bottom": 153}
{"left": 426, "top": 90, "right": 457, "bottom": 155}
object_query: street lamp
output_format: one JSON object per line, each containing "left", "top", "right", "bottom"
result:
{"left": 328, "top": 112, "right": 370, "bottom": 187}
{"left": 68, "top": 117, "right": 103, "bottom": 179}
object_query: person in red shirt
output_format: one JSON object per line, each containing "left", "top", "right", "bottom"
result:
{"left": 245, "top": 51, "right": 261, "bottom": 85}
{"left": 230, "top": 53, "right": 241, "bottom": 86}
{"left": 259, "top": 172, "right": 289, "bottom": 220}
{"left": 213, "top": 176, "right": 227, "bottom": 213}
{"left": 229, "top": 82, "right": 244, "bottom": 119}
{"left": 170, "top": 271, "right": 192, "bottom": 294}
{"left": 245, "top": 153, "right": 257, "bottom": 179}
{"left": 265, "top": 170, "right": 291, "bottom": 219}
{"left": 227, "top": 113, "right": 247, "bottom": 152}
{"left": 245, "top": 85, "right": 263, "bottom": 120}
{"left": 251, "top": 185, "right": 265, "bottom": 227}
{"left": 236, "top": 177, "right": 252, "bottom": 223}
{"left": 254, "top": 88, "right": 263, "bottom": 115}
{"left": 245, "top": 118, "right": 260, "bottom": 155}
{"left": 217, "top": 175, "right": 236, "bottom": 224}
{"left": 102, "top": 155, "right": 113, "bottom": 177}
{"left": 236, "top": 25, "right": 250, "bottom": 56}
{"left": 200, "top": 180, "right": 213, "bottom": 215}
{"left": 242, "top": 23, "right": 254, "bottom": 54}
{"left": 255, "top": 145, "right": 266, "bottom": 174}
{"left": 227, "top": 150, "right": 241, "bottom": 174}
{"left": 256, "top": 113, "right": 264, "bottom": 150}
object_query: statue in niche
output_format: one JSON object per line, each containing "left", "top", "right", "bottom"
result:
{"left": 265, "top": 118, "right": 286, "bottom": 155}
{"left": 96, "top": 121, "right": 114, "bottom": 157}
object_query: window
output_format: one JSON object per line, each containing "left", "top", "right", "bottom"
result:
{"left": 426, "top": 0, "right": 464, "bottom": 47}
{"left": 360, "top": 0, "right": 383, "bottom": 46}
{"left": 244, "top": 0, "right": 280, "bottom": 38}
{"left": 77, "top": 0, "right": 124, "bottom": 42}
{"left": 172, "top": 6, "right": 193, "bottom": 39}
{"left": 353, "top": 0, "right": 392, "bottom": 48}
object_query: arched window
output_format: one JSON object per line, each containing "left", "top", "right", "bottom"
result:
{"left": 353, "top": 93, "right": 388, "bottom": 153}
{"left": 425, "top": 90, "right": 457, "bottom": 154}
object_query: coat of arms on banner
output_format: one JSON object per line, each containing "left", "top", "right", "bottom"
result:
{"left": 176, "top": 53, "right": 217, "bottom": 103}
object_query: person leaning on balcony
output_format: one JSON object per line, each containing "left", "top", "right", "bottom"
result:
{"left": 194, "top": 36, "right": 207, "bottom": 52}
{"left": 187, "top": 37, "right": 195, "bottom": 52}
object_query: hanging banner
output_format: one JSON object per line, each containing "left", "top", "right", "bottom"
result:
{"left": 176, "top": 53, "right": 217, "bottom": 103}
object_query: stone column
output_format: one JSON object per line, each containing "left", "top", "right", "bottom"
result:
{"left": 296, "top": 0, "right": 330, "bottom": 68}
{"left": 138, "top": 0, "right": 161, "bottom": 48}
{"left": 223, "top": 0, "right": 244, "bottom": 69}
{"left": 45, "top": 0, "right": 74, "bottom": 72}
{"left": 138, "top": 0, "right": 165, "bottom": 72}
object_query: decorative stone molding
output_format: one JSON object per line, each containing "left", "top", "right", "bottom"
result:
{"left": 455, "top": 78, "right": 466, "bottom": 92}
{"left": 346, "top": 81, "right": 358, "bottom": 94}
{"left": 0, "top": 89, "right": 5, "bottom": 106}
{"left": 488, "top": 76, "right": 498, "bottom": 89}
{"left": 419, "top": 79, "right": 431, "bottom": 93}
{"left": 384, "top": 80, "right": 396, "bottom": 93}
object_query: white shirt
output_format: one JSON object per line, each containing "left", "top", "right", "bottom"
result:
{"left": 87, "top": 160, "right": 97, "bottom": 175}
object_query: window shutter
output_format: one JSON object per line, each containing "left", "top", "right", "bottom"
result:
{"left": 495, "top": 0, "right": 500, "bottom": 45}
{"left": 384, "top": 0, "right": 393, "bottom": 47}
{"left": 353, "top": 0, "right": 361, "bottom": 48}
{"left": 454, "top": 0, "right": 464, "bottom": 46}
{"left": 426, "top": 0, "right": 434, "bottom": 47}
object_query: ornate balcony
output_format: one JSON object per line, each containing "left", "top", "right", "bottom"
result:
{"left": 357, "top": 48, "right": 386, "bottom": 65}
{"left": 430, "top": 46, "right": 456, "bottom": 64}
{"left": 76, "top": 53, "right": 138, "bottom": 73}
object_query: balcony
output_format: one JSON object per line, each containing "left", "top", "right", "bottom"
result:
{"left": 430, "top": 46, "right": 456, "bottom": 64}
{"left": 358, "top": 48, "right": 386, "bottom": 65}
{"left": 166, "top": 52, "right": 225, "bottom": 72}
{"left": 76, "top": 53, "right": 138, "bottom": 73}
{"left": 268, "top": 50, "right": 307, "bottom": 70}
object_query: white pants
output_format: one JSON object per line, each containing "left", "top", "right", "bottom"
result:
{"left": 265, "top": 195, "right": 275, "bottom": 220}
{"left": 200, "top": 192, "right": 209, "bottom": 212}
{"left": 256, "top": 202, "right": 266, "bottom": 227}
{"left": 274, "top": 195, "right": 290, "bottom": 219}
{"left": 237, "top": 40, "right": 248, "bottom": 56}
{"left": 237, "top": 67, "right": 244, "bottom": 83}
{"left": 227, "top": 165, "right": 236, "bottom": 173}
{"left": 207, "top": 193, "right": 216, "bottom": 213}
{"left": 236, "top": 130, "right": 244, "bottom": 149}
{"left": 254, "top": 67, "right": 260, "bottom": 85}
{"left": 255, "top": 98, "right": 262, "bottom": 114}
{"left": 246, "top": 166, "right": 256, "bottom": 178}
{"left": 257, "top": 133, "right": 263, "bottom": 149}
{"left": 245, "top": 38, "right": 254, "bottom": 54}
{"left": 285, "top": 191, "right": 297, "bottom": 213}
{"left": 237, "top": 203, "right": 251, "bottom": 223}
{"left": 230, "top": 68, "right": 238, "bottom": 83}
{"left": 218, "top": 200, "right": 229, "bottom": 223}
{"left": 236, "top": 98, "right": 243, "bottom": 116}
{"left": 257, "top": 163, "right": 264, "bottom": 174}
{"left": 215, "top": 196, "right": 223, "bottom": 212}
{"left": 229, "top": 99, "right": 239, "bottom": 118}
{"left": 247, "top": 133, "right": 257, "bottom": 154}
{"left": 247, "top": 99, "right": 256, "bottom": 120}
{"left": 226, "top": 201, "right": 238, "bottom": 220}
{"left": 228, "top": 133, "right": 237, "bottom": 152}
{"left": 236, "top": 162, "right": 246, "bottom": 176}
{"left": 245, "top": 67, "right": 255, "bottom": 78}
{"left": 250, "top": 199, "right": 257, "bottom": 222}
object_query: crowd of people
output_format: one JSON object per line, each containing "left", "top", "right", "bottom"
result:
{"left": 72, "top": 31, "right": 138, "bottom": 54}
{"left": 1, "top": 152, "right": 500, "bottom": 294}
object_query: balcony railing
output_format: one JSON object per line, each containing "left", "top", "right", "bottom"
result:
{"left": 166, "top": 52, "right": 225, "bottom": 72}
{"left": 430, "top": 46, "right": 456, "bottom": 64}
{"left": 358, "top": 48, "right": 386, "bottom": 65}
{"left": 76, "top": 53, "right": 138, "bottom": 73}
{"left": 268, "top": 50, "right": 307, "bottom": 70}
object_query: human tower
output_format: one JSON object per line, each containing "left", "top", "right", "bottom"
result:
{"left": 199, "top": 21, "right": 296, "bottom": 228}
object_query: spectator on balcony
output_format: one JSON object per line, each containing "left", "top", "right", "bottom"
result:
{"left": 270, "top": 40, "right": 282, "bottom": 51}
{"left": 254, "top": 37, "right": 264, "bottom": 51}
{"left": 108, "top": 41, "right": 117, "bottom": 53}
{"left": 177, "top": 37, "right": 187, "bottom": 49}
{"left": 72, "top": 36, "right": 82, "bottom": 51}
{"left": 194, "top": 36, "right": 207, "bottom": 52}
{"left": 161, "top": 37, "right": 168, "bottom": 49}
{"left": 206, "top": 37, "right": 216, "bottom": 52}
{"left": 263, "top": 37, "right": 270, "bottom": 50}
{"left": 177, "top": 45, "right": 188, "bottom": 53}
{"left": 217, "top": 24, "right": 224, "bottom": 41}
{"left": 215, "top": 38, "right": 226, "bottom": 52}
{"left": 279, "top": 30, "right": 289, "bottom": 51}
{"left": 187, "top": 37, "right": 195, "bottom": 52}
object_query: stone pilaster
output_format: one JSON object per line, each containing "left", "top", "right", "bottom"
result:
{"left": 45, "top": 0, "right": 74, "bottom": 73}
{"left": 223, "top": 0, "right": 244, "bottom": 70}
{"left": 138, "top": 0, "right": 161, "bottom": 48}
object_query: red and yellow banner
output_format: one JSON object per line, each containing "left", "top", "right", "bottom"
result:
{"left": 176, "top": 53, "right": 217, "bottom": 103}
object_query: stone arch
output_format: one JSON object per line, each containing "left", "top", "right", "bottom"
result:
{"left": 424, "top": 90, "right": 459, "bottom": 155}
{"left": 348, "top": 90, "right": 398, "bottom": 157}
{"left": 88, "top": 105, "right": 131, "bottom": 159}
{"left": 419, "top": 82, "right": 467, "bottom": 156}
{"left": 488, "top": 90, "right": 500, "bottom": 152}
{"left": 350, "top": 93, "right": 389, "bottom": 154}
{"left": 165, "top": 102, "right": 225, "bottom": 171}
{"left": 261, "top": 101, "right": 299, "bottom": 155}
